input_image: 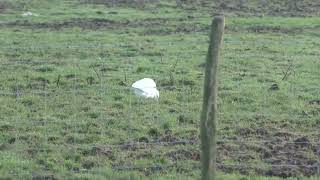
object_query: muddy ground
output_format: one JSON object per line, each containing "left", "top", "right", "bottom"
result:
{"left": 80, "top": 0, "right": 320, "bottom": 17}
{"left": 2, "top": 18, "right": 319, "bottom": 37}
{"left": 104, "top": 127, "right": 320, "bottom": 178}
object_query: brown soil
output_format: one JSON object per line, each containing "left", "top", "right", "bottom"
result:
{"left": 113, "top": 128, "right": 320, "bottom": 178}
{"left": 2, "top": 18, "right": 319, "bottom": 36}
{"left": 0, "top": 1, "right": 15, "bottom": 13}
{"left": 0, "top": 18, "right": 171, "bottom": 31}
{"left": 219, "top": 128, "right": 320, "bottom": 178}
{"left": 1, "top": 18, "right": 126, "bottom": 30}
{"left": 80, "top": 0, "right": 159, "bottom": 7}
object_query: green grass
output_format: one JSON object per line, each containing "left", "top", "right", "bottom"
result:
{"left": 0, "top": 0, "right": 320, "bottom": 179}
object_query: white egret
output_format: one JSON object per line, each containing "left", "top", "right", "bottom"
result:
{"left": 131, "top": 78, "right": 159, "bottom": 99}
{"left": 22, "top": 12, "right": 39, "bottom": 17}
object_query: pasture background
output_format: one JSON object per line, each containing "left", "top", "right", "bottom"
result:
{"left": 0, "top": 0, "right": 320, "bottom": 179}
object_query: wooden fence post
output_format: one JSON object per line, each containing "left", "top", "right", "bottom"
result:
{"left": 200, "top": 15, "right": 225, "bottom": 180}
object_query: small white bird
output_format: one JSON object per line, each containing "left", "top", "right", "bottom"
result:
{"left": 132, "top": 78, "right": 159, "bottom": 99}
{"left": 22, "top": 12, "right": 39, "bottom": 17}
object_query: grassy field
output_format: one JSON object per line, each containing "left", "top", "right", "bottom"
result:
{"left": 0, "top": 0, "right": 320, "bottom": 179}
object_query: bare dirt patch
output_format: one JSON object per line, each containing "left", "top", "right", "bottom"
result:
{"left": 80, "top": 0, "right": 159, "bottom": 7}
{"left": 0, "top": 1, "right": 15, "bottom": 13}
{"left": 217, "top": 128, "right": 320, "bottom": 178}
{"left": 2, "top": 17, "right": 316, "bottom": 35}
{"left": 209, "top": 0, "right": 320, "bottom": 17}
{"left": 1, "top": 18, "right": 126, "bottom": 30}
{"left": 112, "top": 128, "right": 319, "bottom": 178}
{"left": 0, "top": 18, "right": 171, "bottom": 31}
{"left": 245, "top": 25, "right": 303, "bottom": 34}
{"left": 225, "top": 25, "right": 316, "bottom": 34}
{"left": 166, "top": 149, "right": 200, "bottom": 161}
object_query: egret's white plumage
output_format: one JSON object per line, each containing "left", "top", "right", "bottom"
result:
{"left": 132, "top": 78, "right": 156, "bottom": 89}
{"left": 22, "top": 12, "right": 39, "bottom": 17}
{"left": 132, "top": 78, "right": 159, "bottom": 99}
